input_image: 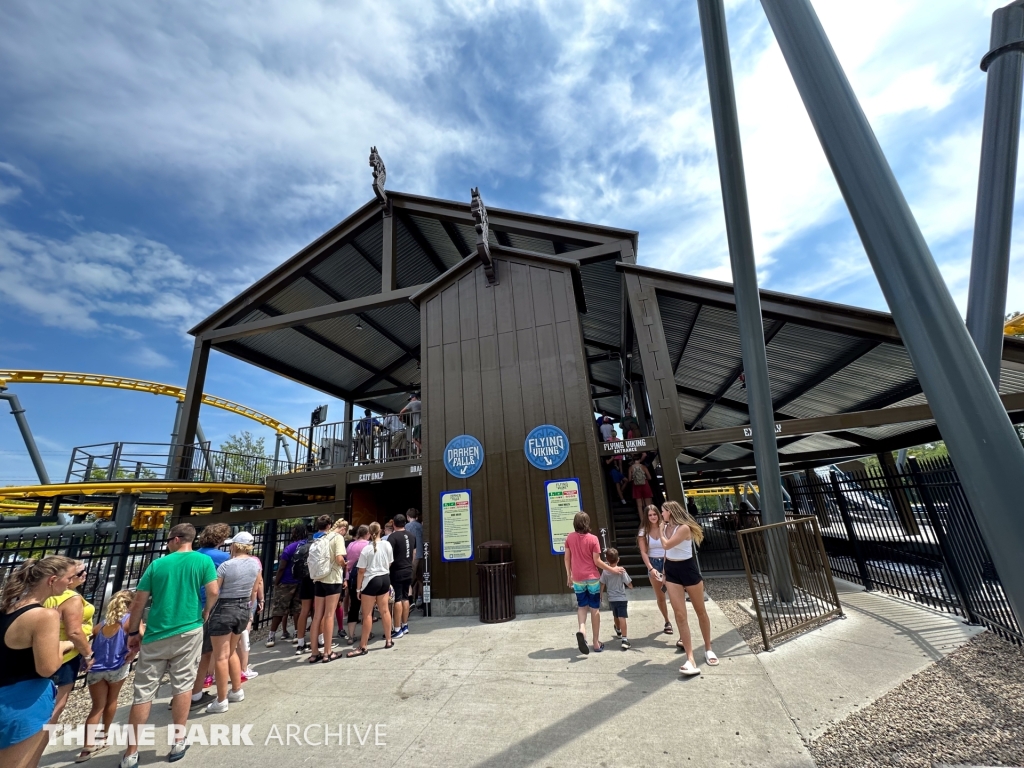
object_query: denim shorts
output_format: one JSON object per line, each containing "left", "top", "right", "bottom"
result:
{"left": 572, "top": 579, "right": 601, "bottom": 609}
{"left": 87, "top": 664, "right": 130, "bottom": 685}
{"left": 208, "top": 598, "right": 252, "bottom": 636}
{"left": 51, "top": 654, "right": 82, "bottom": 687}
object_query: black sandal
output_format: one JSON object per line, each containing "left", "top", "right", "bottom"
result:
{"left": 322, "top": 651, "right": 341, "bottom": 663}
{"left": 307, "top": 652, "right": 323, "bottom": 663}
{"left": 346, "top": 647, "right": 367, "bottom": 658}
{"left": 384, "top": 641, "right": 394, "bottom": 649}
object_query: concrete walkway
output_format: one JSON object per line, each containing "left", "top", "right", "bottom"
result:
{"left": 40, "top": 581, "right": 980, "bottom": 768}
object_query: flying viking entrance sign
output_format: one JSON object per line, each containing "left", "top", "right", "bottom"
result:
{"left": 444, "top": 435, "right": 484, "bottom": 478}
{"left": 524, "top": 425, "right": 570, "bottom": 470}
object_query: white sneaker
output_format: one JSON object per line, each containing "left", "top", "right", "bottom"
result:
{"left": 227, "top": 688, "right": 245, "bottom": 703}
{"left": 243, "top": 666, "right": 258, "bottom": 678}
{"left": 265, "top": 636, "right": 276, "bottom": 647}
{"left": 205, "top": 699, "right": 229, "bottom": 714}
{"left": 119, "top": 753, "right": 139, "bottom": 768}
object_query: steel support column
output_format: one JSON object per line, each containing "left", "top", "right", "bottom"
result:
{"left": 176, "top": 337, "right": 211, "bottom": 479}
{"left": 760, "top": 0, "right": 1024, "bottom": 627}
{"left": 967, "top": 0, "right": 1024, "bottom": 386}
{"left": 0, "top": 388, "right": 51, "bottom": 485}
{"left": 697, "top": 0, "right": 786, "bottom": 527}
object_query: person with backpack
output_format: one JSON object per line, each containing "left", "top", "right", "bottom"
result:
{"left": 291, "top": 529, "right": 316, "bottom": 657}
{"left": 305, "top": 515, "right": 346, "bottom": 663}
{"left": 629, "top": 454, "right": 653, "bottom": 523}
{"left": 266, "top": 524, "right": 307, "bottom": 648}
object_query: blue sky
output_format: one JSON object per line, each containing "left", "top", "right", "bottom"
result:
{"left": 1, "top": 0, "right": 1021, "bottom": 485}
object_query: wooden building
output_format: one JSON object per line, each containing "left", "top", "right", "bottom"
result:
{"left": 178, "top": 156, "right": 1024, "bottom": 613}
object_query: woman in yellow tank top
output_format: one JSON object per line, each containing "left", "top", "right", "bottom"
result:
{"left": 43, "top": 561, "right": 95, "bottom": 725}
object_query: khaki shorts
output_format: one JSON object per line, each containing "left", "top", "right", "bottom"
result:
{"left": 132, "top": 628, "right": 203, "bottom": 704}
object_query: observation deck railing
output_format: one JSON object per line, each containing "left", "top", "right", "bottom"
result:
{"left": 66, "top": 442, "right": 289, "bottom": 486}
{"left": 296, "top": 412, "right": 421, "bottom": 471}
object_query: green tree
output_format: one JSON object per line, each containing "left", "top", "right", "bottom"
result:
{"left": 214, "top": 431, "right": 275, "bottom": 483}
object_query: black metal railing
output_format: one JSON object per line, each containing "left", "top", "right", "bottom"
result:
{"left": 0, "top": 520, "right": 302, "bottom": 686}
{"left": 296, "top": 412, "right": 421, "bottom": 470}
{"left": 788, "top": 457, "right": 1022, "bottom": 644}
{"left": 66, "top": 442, "right": 288, "bottom": 485}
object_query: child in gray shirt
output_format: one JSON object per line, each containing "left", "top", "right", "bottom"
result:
{"left": 599, "top": 548, "right": 633, "bottom": 649}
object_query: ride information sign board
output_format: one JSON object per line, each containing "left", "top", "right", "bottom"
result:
{"left": 545, "top": 478, "right": 582, "bottom": 554}
{"left": 440, "top": 489, "right": 474, "bottom": 562}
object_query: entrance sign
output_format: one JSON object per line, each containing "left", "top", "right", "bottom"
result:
{"left": 440, "top": 490, "right": 474, "bottom": 562}
{"left": 443, "top": 435, "right": 484, "bottom": 478}
{"left": 545, "top": 478, "right": 582, "bottom": 554}
{"left": 524, "top": 424, "right": 570, "bottom": 470}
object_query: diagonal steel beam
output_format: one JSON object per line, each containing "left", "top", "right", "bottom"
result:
{"left": 302, "top": 272, "right": 419, "bottom": 359}
{"left": 395, "top": 211, "right": 448, "bottom": 274}
{"left": 256, "top": 305, "right": 408, "bottom": 390}
{"left": 773, "top": 338, "right": 881, "bottom": 412}
{"left": 690, "top": 319, "right": 786, "bottom": 429}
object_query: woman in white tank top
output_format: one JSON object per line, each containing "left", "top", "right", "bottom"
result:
{"left": 658, "top": 501, "right": 717, "bottom": 676}
{"left": 637, "top": 505, "right": 673, "bottom": 635}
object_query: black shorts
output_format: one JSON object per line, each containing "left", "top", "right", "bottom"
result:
{"left": 609, "top": 600, "right": 628, "bottom": 619}
{"left": 208, "top": 598, "right": 252, "bottom": 636}
{"left": 299, "top": 577, "right": 315, "bottom": 601}
{"left": 664, "top": 557, "right": 703, "bottom": 587}
{"left": 361, "top": 574, "right": 391, "bottom": 597}
{"left": 390, "top": 571, "right": 412, "bottom": 602}
{"left": 314, "top": 581, "right": 343, "bottom": 597}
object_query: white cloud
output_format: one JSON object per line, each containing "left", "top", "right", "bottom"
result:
{"left": 0, "top": 224, "right": 239, "bottom": 334}
{"left": 0, "top": 0, "right": 1018, "bottom": 319}
{"left": 133, "top": 346, "right": 174, "bottom": 368}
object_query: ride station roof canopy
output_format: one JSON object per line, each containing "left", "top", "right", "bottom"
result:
{"left": 191, "top": 179, "right": 1024, "bottom": 483}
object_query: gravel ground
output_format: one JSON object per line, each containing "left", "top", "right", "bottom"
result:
{"left": 708, "top": 577, "right": 1024, "bottom": 767}
{"left": 810, "top": 631, "right": 1024, "bottom": 768}
{"left": 705, "top": 576, "right": 770, "bottom": 653}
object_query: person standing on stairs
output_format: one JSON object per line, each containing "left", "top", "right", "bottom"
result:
{"left": 638, "top": 504, "right": 673, "bottom": 636}
{"left": 629, "top": 455, "right": 653, "bottom": 524}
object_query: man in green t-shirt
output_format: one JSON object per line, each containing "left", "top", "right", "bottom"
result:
{"left": 121, "top": 523, "right": 219, "bottom": 766}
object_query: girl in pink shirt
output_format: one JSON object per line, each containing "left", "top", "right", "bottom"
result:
{"left": 563, "top": 512, "right": 624, "bottom": 654}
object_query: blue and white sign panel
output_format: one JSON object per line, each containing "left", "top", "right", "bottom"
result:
{"left": 443, "top": 434, "right": 484, "bottom": 478}
{"left": 524, "top": 424, "right": 570, "bottom": 470}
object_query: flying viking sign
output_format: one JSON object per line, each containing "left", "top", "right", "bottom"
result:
{"left": 524, "top": 424, "right": 570, "bottom": 470}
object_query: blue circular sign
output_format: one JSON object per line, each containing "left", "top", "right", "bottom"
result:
{"left": 524, "top": 424, "right": 570, "bottom": 470}
{"left": 443, "top": 434, "right": 484, "bottom": 478}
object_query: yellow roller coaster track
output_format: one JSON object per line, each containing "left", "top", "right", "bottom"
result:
{"left": 1005, "top": 314, "right": 1024, "bottom": 337}
{"left": 0, "top": 481, "right": 266, "bottom": 500}
{"left": 0, "top": 369, "right": 302, "bottom": 443}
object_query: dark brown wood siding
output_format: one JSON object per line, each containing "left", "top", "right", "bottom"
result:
{"left": 421, "top": 255, "right": 607, "bottom": 599}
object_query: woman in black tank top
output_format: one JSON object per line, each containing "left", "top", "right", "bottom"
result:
{"left": 0, "top": 555, "right": 77, "bottom": 768}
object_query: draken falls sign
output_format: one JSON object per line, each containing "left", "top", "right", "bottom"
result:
{"left": 443, "top": 435, "right": 484, "bottom": 478}
{"left": 524, "top": 425, "right": 570, "bottom": 470}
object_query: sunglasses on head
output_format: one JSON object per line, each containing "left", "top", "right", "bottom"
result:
{"left": 76, "top": 568, "right": 87, "bottom": 578}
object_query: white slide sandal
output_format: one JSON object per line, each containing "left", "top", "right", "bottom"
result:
{"left": 679, "top": 660, "right": 701, "bottom": 676}
{"left": 705, "top": 650, "right": 719, "bottom": 666}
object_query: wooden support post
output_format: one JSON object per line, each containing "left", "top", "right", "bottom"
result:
{"left": 381, "top": 204, "right": 397, "bottom": 292}
{"left": 624, "top": 272, "right": 686, "bottom": 503}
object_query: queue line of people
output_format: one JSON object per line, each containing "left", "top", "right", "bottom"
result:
{"left": 264, "top": 510, "right": 421, "bottom": 660}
